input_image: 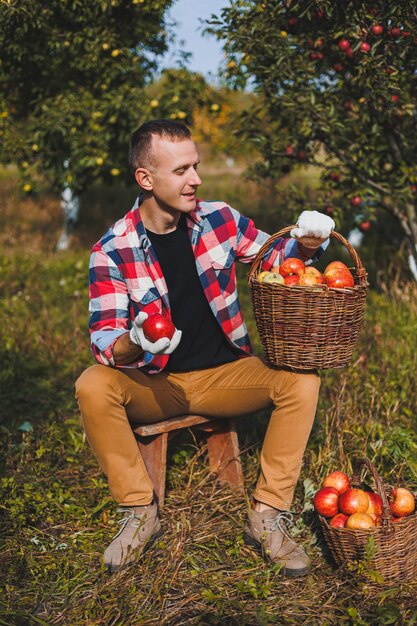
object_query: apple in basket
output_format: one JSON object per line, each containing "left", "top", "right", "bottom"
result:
{"left": 329, "top": 513, "right": 349, "bottom": 528}
{"left": 278, "top": 257, "right": 305, "bottom": 277}
{"left": 338, "top": 488, "right": 370, "bottom": 515}
{"left": 142, "top": 313, "right": 175, "bottom": 342}
{"left": 324, "top": 270, "right": 355, "bottom": 288}
{"left": 346, "top": 512, "right": 375, "bottom": 529}
{"left": 322, "top": 471, "right": 350, "bottom": 494}
{"left": 366, "top": 492, "right": 383, "bottom": 518}
{"left": 284, "top": 274, "right": 301, "bottom": 286}
{"left": 298, "top": 272, "right": 325, "bottom": 286}
{"left": 257, "top": 270, "right": 285, "bottom": 285}
{"left": 313, "top": 486, "right": 339, "bottom": 517}
{"left": 389, "top": 487, "right": 415, "bottom": 517}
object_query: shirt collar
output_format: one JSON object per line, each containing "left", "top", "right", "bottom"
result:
{"left": 134, "top": 195, "right": 209, "bottom": 249}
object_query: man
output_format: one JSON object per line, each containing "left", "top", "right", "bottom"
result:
{"left": 75, "top": 119, "right": 334, "bottom": 576}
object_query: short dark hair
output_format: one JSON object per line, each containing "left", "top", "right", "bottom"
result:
{"left": 129, "top": 119, "right": 192, "bottom": 174}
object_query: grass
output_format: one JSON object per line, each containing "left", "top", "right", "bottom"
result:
{"left": 1, "top": 169, "right": 417, "bottom": 625}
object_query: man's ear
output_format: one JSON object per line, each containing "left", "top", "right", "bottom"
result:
{"left": 135, "top": 168, "right": 153, "bottom": 191}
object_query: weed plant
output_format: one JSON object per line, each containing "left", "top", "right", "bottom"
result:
{"left": 1, "top": 170, "right": 416, "bottom": 625}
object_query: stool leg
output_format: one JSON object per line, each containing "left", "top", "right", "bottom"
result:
{"left": 205, "top": 419, "right": 244, "bottom": 490}
{"left": 136, "top": 433, "right": 168, "bottom": 507}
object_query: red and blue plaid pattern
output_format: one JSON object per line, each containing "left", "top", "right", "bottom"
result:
{"left": 88, "top": 198, "right": 319, "bottom": 372}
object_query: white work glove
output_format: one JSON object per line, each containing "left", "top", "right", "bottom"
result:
{"left": 129, "top": 312, "right": 182, "bottom": 355}
{"left": 290, "top": 210, "right": 335, "bottom": 249}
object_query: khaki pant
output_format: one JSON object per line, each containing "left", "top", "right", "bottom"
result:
{"left": 75, "top": 357, "right": 320, "bottom": 510}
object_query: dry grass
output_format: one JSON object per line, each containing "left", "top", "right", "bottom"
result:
{"left": 1, "top": 170, "right": 417, "bottom": 625}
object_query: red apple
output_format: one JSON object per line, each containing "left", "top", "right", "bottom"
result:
{"left": 324, "top": 206, "right": 334, "bottom": 216}
{"left": 338, "top": 38, "right": 351, "bottom": 51}
{"left": 323, "top": 471, "right": 350, "bottom": 494}
{"left": 324, "top": 261, "right": 350, "bottom": 274}
{"left": 330, "top": 513, "right": 349, "bottom": 528}
{"left": 142, "top": 313, "right": 175, "bottom": 342}
{"left": 287, "top": 16, "right": 298, "bottom": 27}
{"left": 339, "top": 488, "right": 370, "bottom": 515}
{"left": 359, "top": 220, "right": 371, "bottom": 232}
{"left": 351, "top": 196, "right": 362, "bottom": 207}
{"left": 279, "top": 257, "right": 305, "bottom": 277}
{"left": 285, "top": 145, "right": 295, "bottom": 156}
{"left": 371, "top": 25, "right": 384, "bottom": 36}
{"left": 325, "top": 270, "right": 355, "bottom": 288}
{"left": 298, "top": 273, "right": 325, "bottom": 286}
{"left": 366, "top": 492, "right": 383, "bottom": 518}
{"left": 389, "top": 487, "right": 415, "bottom": 517}
{"left": 391, "top": 95, "right": 399, "bottom": 103}
{"left": 346, "top": 512, "right": 374, "bottom": 529}
{"left": 360, "top": 42, "right": 371, "bottom": 53}
{"left": 314, "top": 486, "right": 339, "bottom": 517}
{"left": 389, "top": 27, "right": 402, "bottom": 38}
{"left": 333, "top": 63, "right": 344, "bottom": 73}
{"left": 343, "top": 100, "right": 353, "bottom": 111}
{"left": 284, "top": 274, "right": 300, "bottom": 286}
{"left": 304, "top": 266, "right": 323, "bottom": 277}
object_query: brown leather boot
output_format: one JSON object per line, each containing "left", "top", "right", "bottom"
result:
{"left": 103, "top": 503, "right": 163, "bottom": 573}
{"left": 244, "top": 508, "right": 311, "bottom": 577}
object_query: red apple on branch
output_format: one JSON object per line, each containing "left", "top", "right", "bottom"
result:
{"left": 142, "top": 313, "right": 175, "bottom": 342}
{"left": 338, "top": 38, "right": 351, "bottom": 51}
{"left": 351, "top": 196, "right": 362, "bottom": 207}
{"left": 371, "top": 25, "right": 384, "bottom": 36}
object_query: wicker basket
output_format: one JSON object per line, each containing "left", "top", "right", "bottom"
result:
{"left": 319, "top": 455, "right": 417, "bottom": 582}
{"left": 248, "top": 226, "right": 368, "bottom": 370}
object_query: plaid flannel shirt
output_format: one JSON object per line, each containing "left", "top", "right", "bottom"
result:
{"left": 88, "top": 197, "right": 327, "bottom": 373}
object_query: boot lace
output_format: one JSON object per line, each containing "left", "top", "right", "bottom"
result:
{"left": 112, "top": 508, "right": 146, "bottom": 540}
{"left": 267, "top": 512, "right": 296, "bottom": 542}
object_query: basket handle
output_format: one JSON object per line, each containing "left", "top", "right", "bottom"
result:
{"left": 351, "top": 454, "right": 393, "bottom": 529}
{"left": 247, "top": 225, "right": 368, "bottom": 286}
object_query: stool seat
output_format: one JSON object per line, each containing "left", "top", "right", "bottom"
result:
{"left": 132, "top": 414, "right": 244, "bottom": 506}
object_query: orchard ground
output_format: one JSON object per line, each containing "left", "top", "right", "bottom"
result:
{"left": 1, "top": 161, "right": 417, "bottom": 625}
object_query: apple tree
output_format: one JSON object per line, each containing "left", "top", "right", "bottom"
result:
{"left": 0, "top": 0, "right": 174, "bottom": 248}
{"left": 209, "top": 1, "right": 417, "bottom": 277}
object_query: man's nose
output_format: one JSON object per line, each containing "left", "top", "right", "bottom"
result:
{"left": 190, "top": 168, "right": 202, "bottom": 186}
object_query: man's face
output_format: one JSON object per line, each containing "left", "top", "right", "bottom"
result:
{"left": 140, "top": 136, "right": 202, "bottom": 214}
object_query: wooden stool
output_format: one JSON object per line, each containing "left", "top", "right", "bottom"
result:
{"left": 132, "top": 414, "right": 244, "bottom": 506}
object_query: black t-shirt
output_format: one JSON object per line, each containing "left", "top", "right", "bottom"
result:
{"left": 146, "top": 215, "right": 240, "bottom": 372}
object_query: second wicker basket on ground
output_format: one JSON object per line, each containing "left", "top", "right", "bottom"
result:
{"left": 248, "top": 226, "right": 368, "bottom": 370}
{"left": 319, "top": 455, "right": 417, "bottom": 582}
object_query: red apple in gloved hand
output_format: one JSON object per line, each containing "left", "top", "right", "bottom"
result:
{"left": 143, "top": 313, "right": 175, "bottom": 342}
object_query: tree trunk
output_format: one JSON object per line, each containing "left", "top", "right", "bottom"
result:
{"left": 56, "top": 185, "right": 80, "bottom": 251}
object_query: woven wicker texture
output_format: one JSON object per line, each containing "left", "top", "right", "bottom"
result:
{"left": 319, "top": 456, "right": 417, "bottom": 582}
{"left": 248, "top": 227, "right": 368, "bottom": 370}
